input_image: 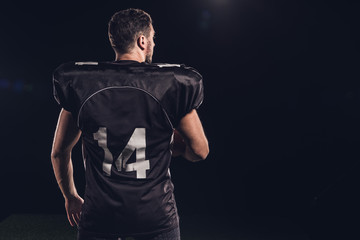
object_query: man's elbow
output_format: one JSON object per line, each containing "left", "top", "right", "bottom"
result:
{"left": 51, "top": 152, "right": 61, "bottom": 164}
{"left": 197, "top": 143, "right": 209, "bottom": 160}
{"left": 51, "top": 149, "right": 70, "bottom": 163}
{"left": 189, "top": 142, "right": 209, "bottom": 161}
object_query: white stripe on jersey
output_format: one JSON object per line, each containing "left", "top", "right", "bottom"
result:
{"left": 157, "top": 64, "right": 181, "bottom": 68}
{"left": 75, "top": 62, "right": 99, "bottom": 65}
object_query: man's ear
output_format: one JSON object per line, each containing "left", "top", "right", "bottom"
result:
{"left": 137, "top": 35, "right": 146, "bottom": 50}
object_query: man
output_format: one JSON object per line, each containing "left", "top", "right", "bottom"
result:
{"left": 51, "top": 8, "right": 209, "bottom": 240}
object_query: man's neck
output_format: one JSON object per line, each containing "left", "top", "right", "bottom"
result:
{"left": 115, "top": 51, "right": 144, "bottom": 63}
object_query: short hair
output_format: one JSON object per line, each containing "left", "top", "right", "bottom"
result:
{"left": 108, "top": 8, "right": 152, "bottom": 54}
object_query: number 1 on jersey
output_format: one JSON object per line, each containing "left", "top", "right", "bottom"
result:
{"left": 93, "top": 127, "right": 150, "bottom": 179}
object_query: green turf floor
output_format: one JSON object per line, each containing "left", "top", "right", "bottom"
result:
{"left": 0, "top": 214, "right": 77, "bottom": 240}
{"left": 0, "top": 214, "right": 310, "bottom": 240}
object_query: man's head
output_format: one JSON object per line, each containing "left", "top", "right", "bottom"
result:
{"left": 108, "top": 9, "right": 155, "bottom": 63}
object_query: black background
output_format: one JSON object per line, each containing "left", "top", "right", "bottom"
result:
{"left": 0, "top": 0, "right": 359, "bottom": 239}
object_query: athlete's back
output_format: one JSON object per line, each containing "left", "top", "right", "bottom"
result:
{"left": 53, "top": 60, "right": 203, "bottom": 237}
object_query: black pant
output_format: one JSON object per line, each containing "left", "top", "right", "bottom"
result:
{"left": 77, "top": 227, "right": 181, "bottom": 240}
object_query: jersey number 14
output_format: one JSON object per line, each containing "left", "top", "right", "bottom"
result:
{"left": 93, "top": 127, "right": 150, "bottom": 179}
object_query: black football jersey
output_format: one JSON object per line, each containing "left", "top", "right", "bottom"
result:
{"left": 53, "top": 60, "right": 203, "bottom": 237}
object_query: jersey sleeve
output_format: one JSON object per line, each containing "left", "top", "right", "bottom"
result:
{"left": 52, "top": 63, "right": 74, "bottom": 112}
{"left": 174, "top": 66, "right": 204, "bottom": 124}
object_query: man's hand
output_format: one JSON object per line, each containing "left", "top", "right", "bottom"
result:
{"left": 176, "top": 110, "right": 209, "bottom": 161}
{"left": 65, "top": 194, "right": 84, "bottom": 227}
{"left": 172, "top": 129, "right": 186, "bottom": 157}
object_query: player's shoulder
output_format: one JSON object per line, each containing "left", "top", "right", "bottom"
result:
{"left": 152, "top": 63, "right": 202, "bottom": 82}
{"left": 54, "top": 61, "right": 202, "bottom": 82}
{"left": 54, "top": 61, "right": 99, "bottom": 74}
{"left": 54, "top": 61, "right": 146, "bottom": 75}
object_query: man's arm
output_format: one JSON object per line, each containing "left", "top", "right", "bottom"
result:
{"left": 173, "top": 109, "right": 209, "bottom": 162}
{"left": 51, "top": 109, "right": 83, "bottom": 226}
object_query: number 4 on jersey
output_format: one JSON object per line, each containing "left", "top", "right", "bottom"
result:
{"left": 93, "top": 127, "right": 150, "bottom": 179}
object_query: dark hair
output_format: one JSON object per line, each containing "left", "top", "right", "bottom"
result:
{"left": 108, "top": 8, "right": 152, "bottom": 54}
